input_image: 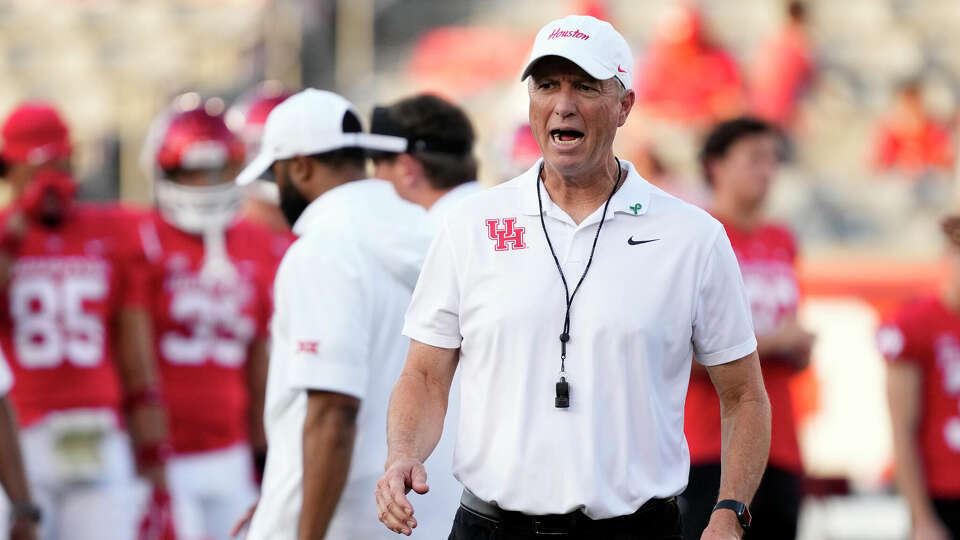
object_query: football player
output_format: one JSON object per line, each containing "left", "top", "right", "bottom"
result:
{"left": 226, "top": 82, "right": 293, "bottom": 233}
{"left": 138, "top": 98, "right": 288, "bottom": 540}
{"left": 878, "top": 217, "right": 960, "bottom": 540}
{"left": 682, "top": 117, "right": 813, "bottom": 540}
{"left": 0, "top": 103, "right": 172, "bottom": 540}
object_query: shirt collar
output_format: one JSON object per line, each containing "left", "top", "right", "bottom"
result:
{"left": 519, "top": 158, "right": 653, "bottom": 220}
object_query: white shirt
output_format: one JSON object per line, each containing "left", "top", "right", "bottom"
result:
{"left": 0, "top": 348, "right": 12, "bottom": 397}
{"left": 403, "top": 160, "right": 757, "bottom": 519}
{"left": 426, "top": 181, "right": 482, "bottom": 226}
{"left": 248, "top": 179, "right": 432, "bottom": 540}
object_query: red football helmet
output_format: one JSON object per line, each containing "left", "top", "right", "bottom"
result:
{"left": 154, "top": 107, "right": 244, "bottom": 174}
{"left": 227, "top": 81, "right": 293, "bottom": 151}
{"left": 143, "top": 97, "right": 246, "bottom": 241}
{"left": 226, "top": 82, "right": 293, "bottom": 204}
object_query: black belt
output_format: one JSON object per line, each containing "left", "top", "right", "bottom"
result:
{"left": 459, "top": 489, "right": 677, "bottom": 536}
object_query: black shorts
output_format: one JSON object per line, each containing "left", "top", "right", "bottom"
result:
{"left": 933, "top": 498, "right": 960, "bottom": 539}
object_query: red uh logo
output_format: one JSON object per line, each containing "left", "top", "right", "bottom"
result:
{"left": 486, "top": 218, "right": 527, "bottom": 251}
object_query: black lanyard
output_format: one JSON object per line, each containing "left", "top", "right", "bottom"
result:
{"left": 536, "top": 158, "right": 622, "bottom": 408}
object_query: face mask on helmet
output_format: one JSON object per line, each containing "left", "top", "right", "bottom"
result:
{"left": 154, "top": 177, "right": 243, "bottom": 234}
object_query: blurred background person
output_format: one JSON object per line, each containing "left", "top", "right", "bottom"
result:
{"left": 683, "top": 117, "right": 813, "bottom": 540}
{"left": 877, "top": 215, "right": 960, "bottom": 540}
{"left": 871, "top": 79, "right": 955, "bottom": 179}
{"left": 749, "top": 1, "right": 816, "bottom": 130}
{"left": 0, "top": 349, "right": 39, "bottom": 540}
{"left": 0, "top": 103, "right": 172, "bottom": 540}
{"left": 226, "top": 82, "right": 295, "bottom": 234}
{"left": 367, "top": 92, "right": 480, "bottom": 539}
{"left": 235, "top": 89, "right": 431, "bottom": 540}
{"left": 369, "top": 93, "right": 481, "bottom": 223}
{"left": 137, "top": 98, "right": 289, "bottom": 540}
{"left": 634, "top": 3, "right": 745, "bottom": 128}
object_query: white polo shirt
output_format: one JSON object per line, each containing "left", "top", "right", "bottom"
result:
{"left": 248, "top": 179, "right": 432, "bottom": 540}
{"left": 0, "top": 348, "right": 12, "bottom": 397}
{"left": 403, "top": 159, "right": 757, "bottom": 519}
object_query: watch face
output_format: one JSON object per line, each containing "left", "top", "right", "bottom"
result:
{"left": 741, "top": 505, "right": 752, "bottom": 528}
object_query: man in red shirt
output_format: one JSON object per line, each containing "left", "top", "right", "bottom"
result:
{"left": 139, "top": 101, "right": 289, "bottom": 540}
{"left": 682, "top": 117, "right": 813, "bottom": 539}
{"left": 872, "top": 80, "right": 954, "bottom": 177}
{"left": 634, "top": 4, "right": 744, "bottom": 127}
{"left": 878, "top": 218, "right": 960, "bottom": 540}
{"left": 0, "top": 103, "right": 172, "bottom": 540}
{"left": 750, "top": 1, "right": 815, "bottom": 129}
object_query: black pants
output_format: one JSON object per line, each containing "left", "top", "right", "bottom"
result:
{"left": 680, "top": 464, "right": 801, "bottom": 540}
{"left": 934, "top": 498, "right": 960, "bottom": 539}
{"left": 447, "top": 499, "right": 683, "bottom": 540}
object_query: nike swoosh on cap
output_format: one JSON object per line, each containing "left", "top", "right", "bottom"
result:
{"left": 618, "top": 65, "right": 627, "bottom": 73}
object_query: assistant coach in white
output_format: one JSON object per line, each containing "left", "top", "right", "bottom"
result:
{"left": 377, "top": 15, "right": 771, "bottom": 540}
{"left": 235, "top": 89, "right": 432, "bottom": 540}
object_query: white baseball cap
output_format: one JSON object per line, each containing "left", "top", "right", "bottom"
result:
{"left": 521, "top": 15, "right": 633, "bottom": 90}
{"left": 235, "top": 88, "right": 406, "bottom": 186}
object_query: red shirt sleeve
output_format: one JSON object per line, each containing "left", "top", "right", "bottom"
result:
{"left": 877, "top": 301, "right": 929, "bottom": 366}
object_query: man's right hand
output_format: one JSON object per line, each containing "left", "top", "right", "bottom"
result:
{"left": 376, "top": 456, "right": 430, "bottom": 536}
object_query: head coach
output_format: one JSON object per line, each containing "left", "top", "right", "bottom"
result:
{"left": 376, "top": 15, "right": 771, "bottom": 540}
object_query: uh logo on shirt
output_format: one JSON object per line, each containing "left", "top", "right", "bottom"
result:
{"left": 486, "top": 218, "right": 527, "bottom": 251}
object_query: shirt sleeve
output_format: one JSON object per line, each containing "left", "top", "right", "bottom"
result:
{"left": 692, "top": 227, "right": 759, "bottom": 366}
{"left": 279, "top": 236, "right": 371, "bottom": 399}
{"left": 402, "top": 223, "right": 462, "bottom": 349}
{"left": 877, "top": 305, "right": 926, "bottom": 367}
{"left": 0, "top": 347, "right": 12, "bottom": 396}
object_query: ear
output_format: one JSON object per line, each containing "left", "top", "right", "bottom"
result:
{"left": 617, "top": 89, "right": 636, "bottom": 127}
{"left": 287, "top": 155, "right": 314, "bottom": 189}
{"left": 396, "top": 154, "right": 425, "bottom": 188}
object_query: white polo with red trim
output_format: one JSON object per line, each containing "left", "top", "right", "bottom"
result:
{"left": 403, "top": 159, "right": 757, "bottom": 519}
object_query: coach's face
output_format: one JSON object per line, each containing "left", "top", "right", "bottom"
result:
{"left": 528, "top": 56, "right": 634, "bottom": 178}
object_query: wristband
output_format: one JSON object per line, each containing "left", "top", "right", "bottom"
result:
{"left": 10, "top": 502, "right": 42, "bottom": 524}
{"left": 136, "top": 441, "right": 173, "bottom": 468}
{"left": 123, "top": 386, "right": 163, "bottom": 412}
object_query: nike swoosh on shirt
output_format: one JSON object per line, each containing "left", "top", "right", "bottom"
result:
{"left": 627, "top": 237, "right": 659, "bottom": 245}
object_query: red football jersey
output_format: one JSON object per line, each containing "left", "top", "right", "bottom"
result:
{"left": 137, "top": 212, "right": 290, "bottom": 454}
{"left": 685, "top": 219, "right": 804, "bottom": 473}
{"left": 877, "top": 296, "right": 960, "bottom": 497}
{"left": 0, "top": 205, "right": 148, "bottom": 427}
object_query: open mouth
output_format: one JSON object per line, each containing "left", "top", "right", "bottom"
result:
{"left": 550, "top": 129, "right": 584, "bottom": 146}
